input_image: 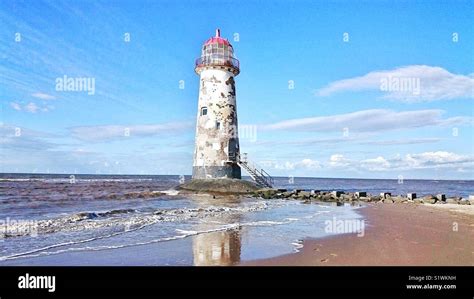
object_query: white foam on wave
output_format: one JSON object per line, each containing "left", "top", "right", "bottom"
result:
{"left": 2, "top": 201, "right": 269, "bottom": 239}
{"left": 1, "top": 213, "right": 303, "bottom": 262}
{"left": 317, "top": 205, "right": 331, "bottom": 209}
{"left": 0, "top": 201, "right": 273, "bottom": 261}
{"left": 161, "top": 190, "right": 179, "bottom": 196}
{"left": 0, "top": 223, "right": 243, "bottom": 262}
{"left": 175, "top": 229, "right": 198, "bottom": 235}
{"left": 291, "top": 240, "right": 304, "bottom": 252}
{"left": 0, "top": 199, "right": 341, "bottom": 263}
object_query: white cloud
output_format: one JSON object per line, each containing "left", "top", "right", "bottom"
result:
{"left": 70, "top": 121, "right": 193, "bottom": 142}
{"left": 329, "top": 154, "right": 350, "bottom": 167}
{"left": 10, "top": 102, "right": 21, "bottom": 111}
{"left": 274, "top": 161, "right": 297, "bottom": 170}
{"left": 0, "top": 124, "right": 60, "bottom": 150}
{"left": 328, "top": 151, "right": 473, "bottom": 172}
{"left": 263, "top": 158, "right": 321, "bottom": 170}
{"left": 9, "top": 101, "right": 52, "bottom": 113}
{"left": 359, "top": 138, "right": 441, "bottom": 146}
{"left": 31, "top": 92, "right": 56, "bottom": 100}
{"left": 248, "top": 136, "right": 441, "bottom": 148}
{"left": 298, "top": 158, "right": 321, "bottom": 169}
{"left": 403, "top": 151, "right": 472, "bottom": 168}
{"left": 261, "top": 109, "right": 472, "bottom": 132}
{"left": 360, "top": 156, "right": 390, "bottom": 171}
{"left": 24, "top": 102, "right": 39, "bottom": 113}
{"left": 316, "top": 65, "right": 474, "bottom": 102}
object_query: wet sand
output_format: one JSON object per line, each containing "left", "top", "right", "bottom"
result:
{"left": 243, "top": 203, "right": 474, "bottom": 266}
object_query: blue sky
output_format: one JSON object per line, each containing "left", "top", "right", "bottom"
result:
{"left": 1, "top": 0, "right": 473, "bottom": 179}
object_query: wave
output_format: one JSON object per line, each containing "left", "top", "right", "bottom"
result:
{"left": 161, "top": 189, "right": 180, "bottom": 196}
{"left": 291, "top": 240, "right": 304, "bottom": 252}
{"left": 0, "top": 202, "right": 270, "bottom": 239}
{"left": 0, "top": 215, "right": 305, "bottom": 262}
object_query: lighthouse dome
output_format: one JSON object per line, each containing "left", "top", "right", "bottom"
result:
{"left": 203, "top": 29, "right": 232, "bottom": 46}
{"left": 195, "top": 29, "right": 239, "bottom": 75}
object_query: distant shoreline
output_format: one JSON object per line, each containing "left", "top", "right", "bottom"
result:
{"left": 0, "top": 173, "right": 473, "bottom": 182}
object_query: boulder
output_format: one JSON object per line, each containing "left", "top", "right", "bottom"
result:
{"left": 392, "top": 196, "right": 407, "bottom": 203}
{"left": 313, "top": 194, "right": 323, "bottom": 201}
{"left": 446, "top": 197, "right": 460, "bottom": 204}
{"left": 370, "top": 195, "right": 381, "bottom": 202}
{"left": 422, "top": 195, "right": 437, "bottom": 204}
{"left": 413, "top": 198, "right": 424, "bottom": 204}
{"left": 459, "top": 199, "right": 470, "bottom": 205}
{"left": 436, "top": 194, "right": 446, "bottom": 202}
{"left": 407, "top": 193, "right": 417, "bottom": 200}
{"left": 331, "top": 191, "right": 344, "bottom": 198}
{"left": 321, "top": 193, "right": 334, "bottom": 202}
{"left": 380, "top": 192, "right": 391, "bottom": 199}
{"left": 355, "top": 191, "right": 367, "bottom": 198}
{"left": 341, "top": 194, "right": 353, "bottom": 201}
{"left": 469, "top": 195, "right": 474, "bottom": 205}
{"left": 297, "top": 191, "right": 311, "bottom": 199}
{"left": 256, "top": 188, "right": 278, "bottom": 199}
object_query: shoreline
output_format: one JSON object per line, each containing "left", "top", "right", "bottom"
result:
{"left": 242, "top": 203, "right": 474, "bottom": 266}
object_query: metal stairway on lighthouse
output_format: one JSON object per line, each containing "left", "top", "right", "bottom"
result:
{"left": 236, "top": 153, "right": 274, "bottom": 188}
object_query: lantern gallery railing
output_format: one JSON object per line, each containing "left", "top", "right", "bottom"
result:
{"left": 195, "top": 55, "right": 240, "bottom": 70}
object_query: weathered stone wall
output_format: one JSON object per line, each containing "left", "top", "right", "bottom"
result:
{"left": 193, "top": 68, "right": 241, "bottom": 179}
{"left": 192, "top": 165, "right": 241, "bottom": 179}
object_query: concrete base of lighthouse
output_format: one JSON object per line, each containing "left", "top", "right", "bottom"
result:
{"left": 177, "top": 178, "right": 258, "bottom": 195}
{"left": 192, "top": 164, "right": 241, "bottom": 180}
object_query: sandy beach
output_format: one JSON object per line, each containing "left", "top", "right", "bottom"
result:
{"left": 243, "top": 203, "right": 474, "bottom": 266}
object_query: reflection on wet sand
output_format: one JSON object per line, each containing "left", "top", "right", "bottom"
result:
{"left": 191, "top": 196, "right": 243, "bottom": 266}
{"left": 193, "top": 229, "right": 241, "bottom": 266}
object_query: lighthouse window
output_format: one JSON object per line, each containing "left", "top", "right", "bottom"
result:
{"left": 201, "top": 107, "right": 208, "bottom": 116}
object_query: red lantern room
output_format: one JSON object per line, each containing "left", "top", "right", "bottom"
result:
{"left": 195, "top": 29, "right": 240, "bottom": 75}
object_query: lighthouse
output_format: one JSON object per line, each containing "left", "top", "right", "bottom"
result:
{"left": 192, "top": 29, "right": 241, "bottom": 179}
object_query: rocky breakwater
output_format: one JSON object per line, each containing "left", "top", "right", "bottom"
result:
{"left": 251, "top": 189, "right": 474, "bottom": 206}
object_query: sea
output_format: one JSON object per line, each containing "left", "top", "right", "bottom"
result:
{"left": 0, "top": 173, "right": 472, "bottom": 266}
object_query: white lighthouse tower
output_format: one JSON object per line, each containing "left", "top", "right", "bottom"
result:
{"left": 192, "top": 29, "right": 241, "bottom": 179}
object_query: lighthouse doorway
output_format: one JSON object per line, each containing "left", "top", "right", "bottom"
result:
{"left": 228, "top": 138, "right": 238, "bottom": 162}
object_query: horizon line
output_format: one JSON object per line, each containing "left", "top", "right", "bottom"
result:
{"left": 0, "top": 172, "right": 472, "bottom": 182}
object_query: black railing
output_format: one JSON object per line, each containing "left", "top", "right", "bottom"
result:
{"left": 195, "top": 55, "right": 240, "bottom": 70}
{"left": 236, "top": 153, "right": 274, "bottom": 188}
